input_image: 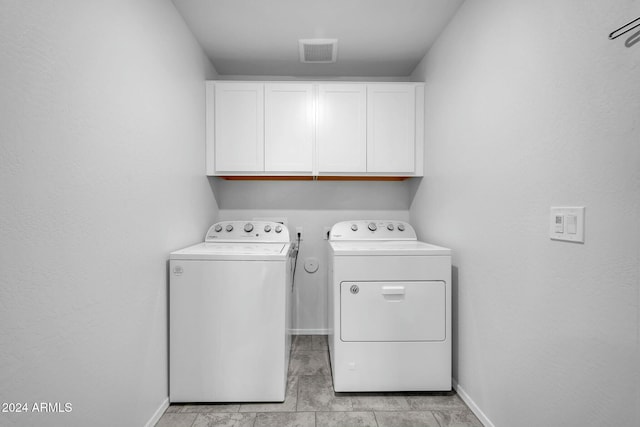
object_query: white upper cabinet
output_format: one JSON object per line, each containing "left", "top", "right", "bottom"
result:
{"left": 211, "top": 82, "right": 264, "bottom": 173}
{"left": 264, "top": 84, "right": 314, "bottom": 173}
{"left": 317, "top": 84, "right": 367, "bottom": 173}
{"left": 206, "top": 81, "right": 424, "bottom": 177}
{"left": 367, "top": 84, "right": 416, "bottom": 174}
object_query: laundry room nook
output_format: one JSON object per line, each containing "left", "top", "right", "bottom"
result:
{"left": 1, "top": 1, "right": 639, "bottom": 427}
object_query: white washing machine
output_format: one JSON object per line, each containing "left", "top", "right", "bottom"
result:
{"left": 169, "top": 221, "right": 294, "bottom": 402}
{"left": 328, "top": 220, "right": 451, "bottom": 392}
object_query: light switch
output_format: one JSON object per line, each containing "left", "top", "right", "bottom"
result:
{"left": 550, "top": 207, "right": 585, "bottom": 243}
{"left": 554, "top": 214, "right": 564, "bottom": 233}
{"left": 566, "top": 215, "right": 577, "bottom": 234}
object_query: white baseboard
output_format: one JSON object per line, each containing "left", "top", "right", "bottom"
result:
{"left": 452, "top": 378, "right": 495, "bottom": 427}
{"left": 145, "top": 397, "right": 169, "bottom": 427}
{"left": 289, "top": 328, "right": 329, "bottom": 335}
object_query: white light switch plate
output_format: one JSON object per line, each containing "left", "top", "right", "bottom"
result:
{"left": 550, "top": 207, "right": 585, "bottom": 243}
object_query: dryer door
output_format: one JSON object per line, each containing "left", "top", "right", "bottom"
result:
{"left": 340, "top": 281, "right": 445, "bottom": 342}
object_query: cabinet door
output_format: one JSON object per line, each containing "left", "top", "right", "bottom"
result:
{"left": 317, "top": 84, "right": 367, "bottom": 173}
{"left": 264, "top": 84, "right": 314, "bottom": 173}
{"left": 214, "top": 83, "right": 264, "bottom": 172}
{"left": 367, "top": 85, "right": 416, "bottom": 173}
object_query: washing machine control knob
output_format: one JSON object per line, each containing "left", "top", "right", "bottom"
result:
{"left": 225, "top": 224, "right": 234, "bottom": 232}
{"left": 275, "top": 225, "right": 283, "bottom": 233}
{"left": 244, "top": 223, "right": 254, "bottom": 233}
{"left": 397, "top": 224, "right": 405, "bottom": 232}
{"left": 387, "top": 223, "right": 394, "bottom": 231}
{"left": 368, "top": 222, "right": 377, "bottom": 232}
{"left": 264, "top": 225, "right": 272, "bottom": 232}
{"left": 214, "top": 224, "right": 223, "bottom": 232}
{"left": 351, "top": 224, "right": 358, "bottom": 231}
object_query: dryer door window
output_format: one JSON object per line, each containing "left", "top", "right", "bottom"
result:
{"left": 340, "top": 281, "right": 445, "bottom": 342}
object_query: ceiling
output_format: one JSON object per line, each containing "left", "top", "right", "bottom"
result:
{"left": 172, "top": 0, "right": 465, "bottom": 77}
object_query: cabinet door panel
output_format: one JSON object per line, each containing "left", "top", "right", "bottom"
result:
{"left": 318, "top": 85, "right": 366, "bottom": 173}
{"left": 367, "top": 85, "right": 415, "bottom": 173}
{"left": 214, "top": 83, "right": 264, "bottom": 172}
{"left": 264, "top": 84, "right": 314, "bottom": 173}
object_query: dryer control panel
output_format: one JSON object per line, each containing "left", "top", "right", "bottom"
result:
{"left": 205, "top": 221, "right": 290, "bottom": 243}
{"left": 329, "top": 220, "right": 416, "bottom": 241}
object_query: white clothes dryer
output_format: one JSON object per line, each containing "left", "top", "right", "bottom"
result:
{"left": 169, "top": 221, "right": 294, "bottom": 402}
{"left": 328, "top": 220, "right": 451, "bottom": 392}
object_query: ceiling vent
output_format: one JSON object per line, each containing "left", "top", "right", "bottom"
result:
{"left": 298, "top": 39, "right": 338, "bottom": 63}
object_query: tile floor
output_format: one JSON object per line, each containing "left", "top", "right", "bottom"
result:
{"left": 156, "top": 335, "right": 483, "bottom": 427}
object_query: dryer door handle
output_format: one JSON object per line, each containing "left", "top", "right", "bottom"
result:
{"left": 381, "top": 286, "right": 405, "bottom": 295}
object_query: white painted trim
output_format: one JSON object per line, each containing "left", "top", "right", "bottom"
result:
{"left": 144, "top": 397, "right": 169, "bottom": 427}
{"left": 414, "top": 85, "right": 425, "bottom": 176}
{"left": 205, "top": 81, "right": 215, "bottom": 175}
{"left": 289, "top": 328, "right": 329, "bottom": 335}
{"left": 453, "top": 378, "right": 495, "bottom": 427}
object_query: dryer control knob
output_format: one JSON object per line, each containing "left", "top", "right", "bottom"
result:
{"left": 387, "top": 223, "right": 394, "bottom": 231}
{"left": 397, "top": 224, "right": 405, "bottom": 231}
{"left": 275, "top": 225, "right": 283, "bottom": 233}
{"left": 244, "top": 223, "right": 254, "bottom": 233}
{"left": 368, "top": 222, "right": 377, "bottom": 231}
{"left": 214, "top": 224, "right": 223, "bottom": 232}
{"left": 225, "top": 224, "right": 234, "bottom": 232}
{"left": 351, "top": 224, "right": 358, "bottom": 231}
{"left": 264, "top": 225, "right": 272, "bottom": 232}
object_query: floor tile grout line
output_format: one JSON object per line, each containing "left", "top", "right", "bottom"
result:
{"left": 295, "top": 373, "right": 300, "bottom": 412}
{"left": 432, "top": 409, "right": 444, "bottom": 427}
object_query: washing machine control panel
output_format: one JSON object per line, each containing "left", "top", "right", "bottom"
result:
{"left": 329, "top": 220, "right": 417, "bottom": 241}
{"left": 205, "top": 221, "right": 290, "bottom": 242}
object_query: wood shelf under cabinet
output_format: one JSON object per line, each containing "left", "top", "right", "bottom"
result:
{"left": 219, "top": 176, "right": 409, "bottom": 181}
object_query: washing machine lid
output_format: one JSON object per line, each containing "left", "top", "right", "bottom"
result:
{"left": 330, "top": 240, "right": 450, "bottom": 256}
{"left": 170, "top": 242, "right": 291, "bottom": 261}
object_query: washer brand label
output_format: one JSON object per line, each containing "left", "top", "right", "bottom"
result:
{"left": 173, "top": 266, "right": 183, "bottom": 276}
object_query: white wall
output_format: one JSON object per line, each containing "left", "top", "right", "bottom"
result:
{"left": 214, "top": 179, "right": 411, "bottom": 332}
{"left": 410, "top": 1, "right": 640, "bottom": 426}
{"left": 0, "top": 1, "right": 218, "bottom": 426}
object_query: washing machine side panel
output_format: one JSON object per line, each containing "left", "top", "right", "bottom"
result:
{"left": 169, "top": 259, "right": 287, "bottom": 402}
{"left": 285, "top": 255, "right": 293, "bottom": 381}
